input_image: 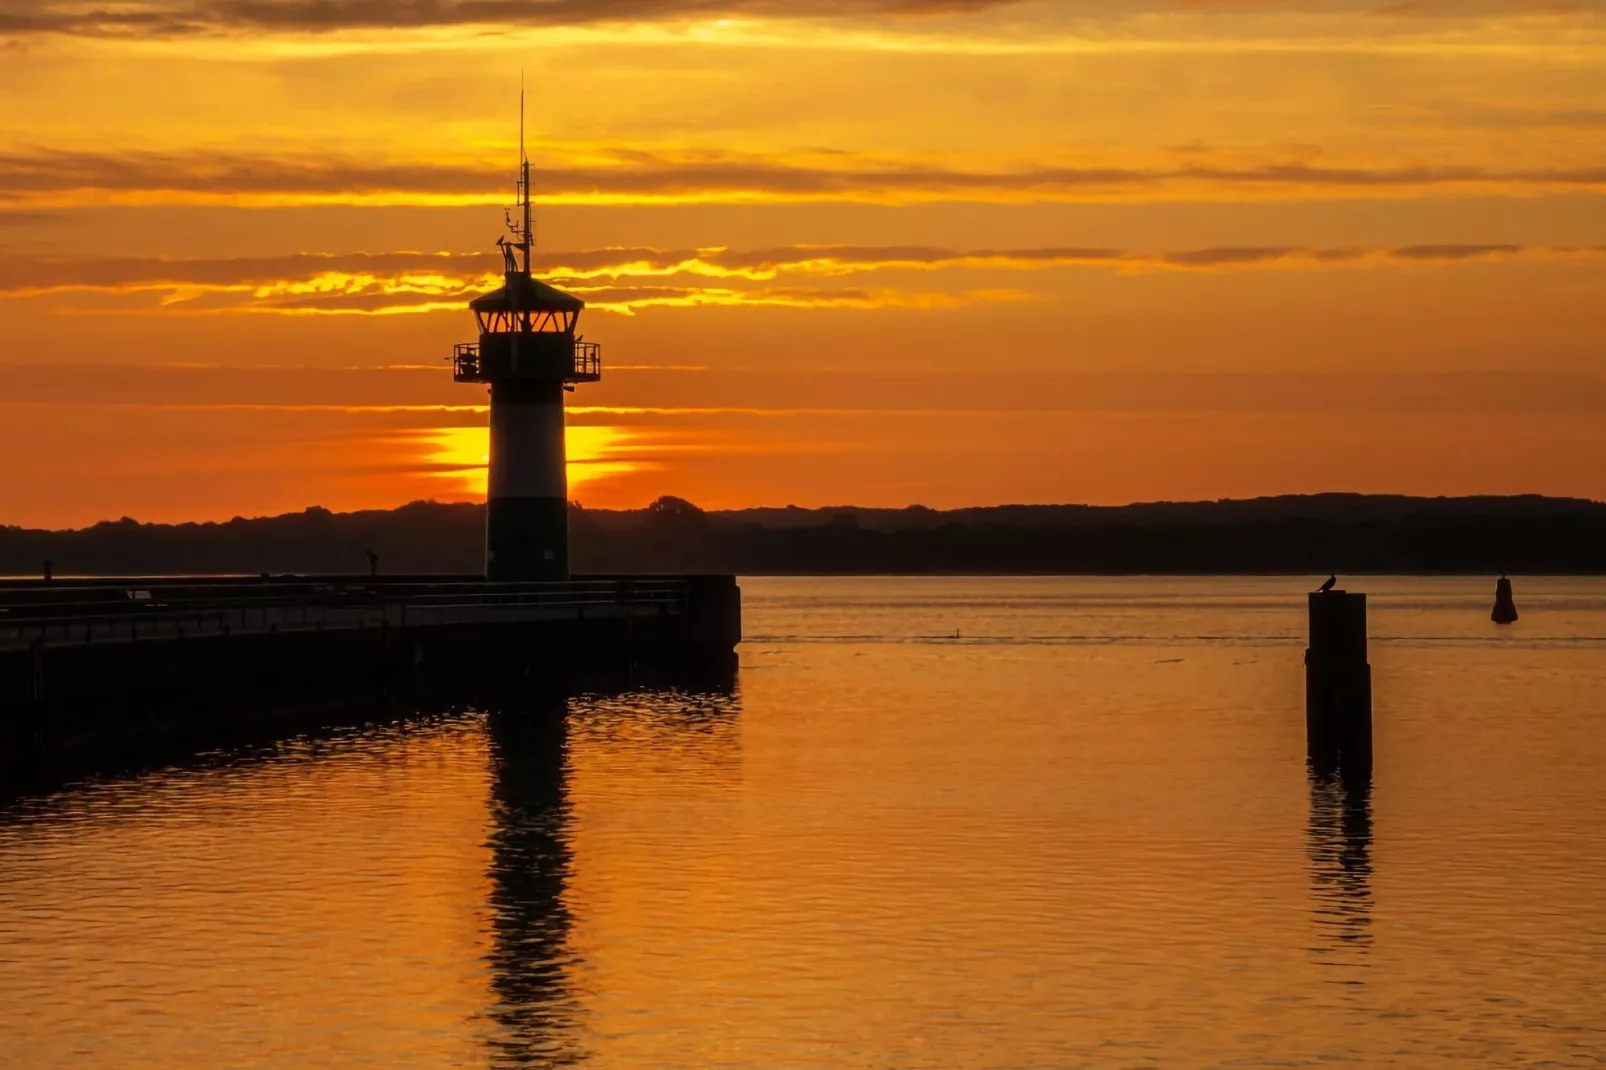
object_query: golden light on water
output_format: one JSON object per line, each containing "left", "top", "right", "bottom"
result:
{"left": 419, "top": 425, "right": 644, "bottom": 499}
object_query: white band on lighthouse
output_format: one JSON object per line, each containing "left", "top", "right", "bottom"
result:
{"left": 488, "top": 400, "right": 567, "bottom": 501}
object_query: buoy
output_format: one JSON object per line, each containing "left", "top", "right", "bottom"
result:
{"left": 1491, "top": 575, "right": 1519, "bottom": 624}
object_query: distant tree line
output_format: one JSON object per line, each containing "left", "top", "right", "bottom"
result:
{"left": 2, "top": 494, "right": 1603, "bottom": 577}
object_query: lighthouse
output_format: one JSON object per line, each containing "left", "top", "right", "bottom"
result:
{"left": 451, "top": 137, "right": 600, "bottom": 580}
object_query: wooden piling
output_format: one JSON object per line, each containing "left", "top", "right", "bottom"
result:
{"left": 1305, "top": 591, "right": 1372, "bottom": 774}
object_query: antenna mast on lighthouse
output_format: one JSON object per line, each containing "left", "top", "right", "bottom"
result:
{"left": 518, "top": 76, "right": 532, "bottom": 274}
{"left": 500, "top": 78, "right": 534, "bottom": 277}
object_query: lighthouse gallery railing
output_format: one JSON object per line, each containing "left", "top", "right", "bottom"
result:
{"left": 452, "top": 341, "right": 601, "bottom": 381}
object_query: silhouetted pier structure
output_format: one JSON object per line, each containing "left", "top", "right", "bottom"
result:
{"left": 0, "top": 574, "right": 741, "bottom": 759}
{"left": 1304, "top": 590, "right": 1372, "bottom": 774}
{"left": 0, "top": 125, "right": 751, "bottom": 764}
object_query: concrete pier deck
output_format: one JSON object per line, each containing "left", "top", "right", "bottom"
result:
{"left": 1, "top": 574, "right": 740, "bottom": 759}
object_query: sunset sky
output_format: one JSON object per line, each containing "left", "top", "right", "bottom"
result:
{"left": 3, "top": 0, "right": 1605, "bottom": 527}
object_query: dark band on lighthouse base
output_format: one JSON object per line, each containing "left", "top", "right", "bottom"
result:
{"left": 487, "top": 497, "right": 569, "bottom": 580}
{"left": 487, "top": 378, "right": 569, "bottom": 581}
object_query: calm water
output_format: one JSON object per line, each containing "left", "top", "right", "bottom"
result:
{"left": 2, "top": 576, "right": 1604, "bottom": 1068}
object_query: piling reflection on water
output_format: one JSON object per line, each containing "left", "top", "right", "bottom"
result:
{"left": 1305, "top": 770, "right": 1374, "bottom": 978}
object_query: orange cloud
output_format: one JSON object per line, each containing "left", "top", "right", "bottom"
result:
{"left": 0, "top": 0, "right": 1032, "bottom": 38}
{"left": 7, "top": 148, "right": 1606, "bottom": 208}
{"left": 2, "top": 243, "right": 1593, "bottom": 316}
{"left": 0, "top": 0, "right": 1583, "bottom": 39}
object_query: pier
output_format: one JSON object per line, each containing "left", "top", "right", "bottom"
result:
{"left": 0, "top": 132, "right": 755, "bottom": 765}
{"left": 1, "top": 574, "right": 741, "bottom": 760}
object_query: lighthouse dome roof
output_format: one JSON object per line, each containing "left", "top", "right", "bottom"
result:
{"left": 471, "top": 272, "right": 585, "bottom": 314}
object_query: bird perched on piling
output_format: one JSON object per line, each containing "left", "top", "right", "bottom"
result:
{"left": 1316, "top": 574, "right": 1337, "bottom": 594}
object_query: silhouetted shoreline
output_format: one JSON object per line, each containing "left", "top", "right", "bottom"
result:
{"left": 4, "top": 493, "right": 1603, "bottom": 577}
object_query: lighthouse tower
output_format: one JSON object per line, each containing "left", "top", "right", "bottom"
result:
{"left": 452, "top": 137, "right": 600, "bottom": 581}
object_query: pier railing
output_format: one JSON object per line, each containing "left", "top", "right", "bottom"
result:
{"left": 0, "top": 577, "right": 689, "bottom": 651}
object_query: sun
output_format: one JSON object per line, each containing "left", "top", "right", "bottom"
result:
{"left": 417, "top": 425, "right": 640, "bottom": 499}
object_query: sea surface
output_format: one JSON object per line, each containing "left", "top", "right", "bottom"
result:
{"left": 2, "top": 575, "right": 1604, "bottom": 1068}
